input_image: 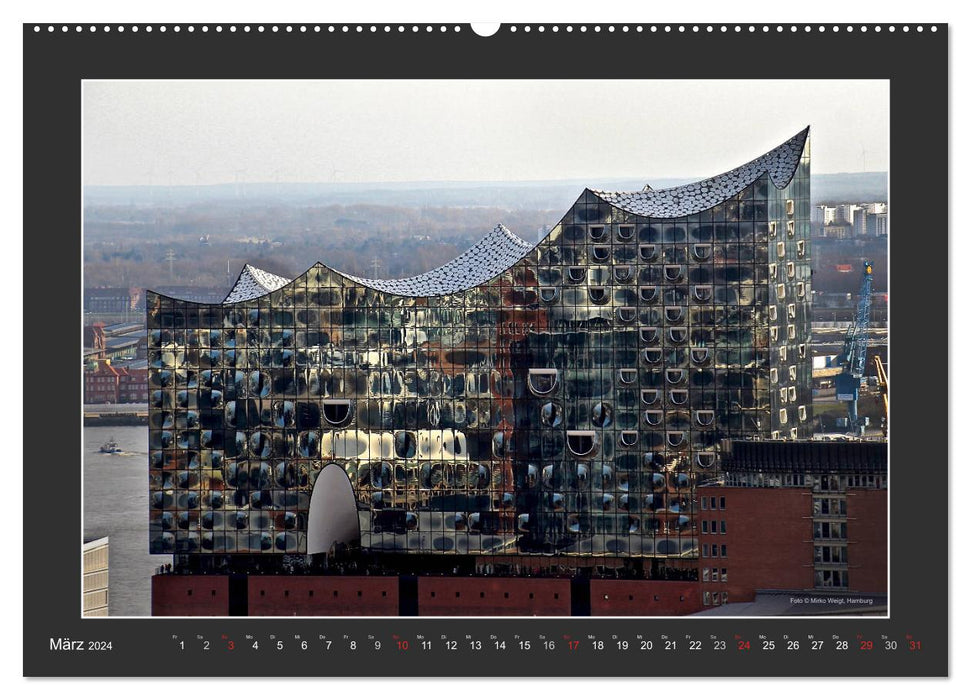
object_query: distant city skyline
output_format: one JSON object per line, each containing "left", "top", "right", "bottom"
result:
{"left": 83, "top": 79, "right": 889, "bottom": 187}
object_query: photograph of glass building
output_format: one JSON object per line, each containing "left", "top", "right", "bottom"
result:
{"left": 147, "top": 127, "right": 812, "bottom": 575}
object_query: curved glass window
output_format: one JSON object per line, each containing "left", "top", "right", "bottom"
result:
{"left": 668, "top": 327, "right": 688, "bottom": 344}
{"left": 588, "top": 286, "right": 609, "bottom": 304}
{"left": 248, "top": 432, "right": 271, "bottom": 458}
{"left": 640, "top": 389, "right": 660, "bottom": 405}
{"left": 664, "top": 265, "right": 685, "bottom": 282}
{"left": 492, "top": 431, "right": 506, "bottom": 458}
{"left": 639, "top": 244, "right": 658, "bottom": 261}
{"left": 665, "top": 306, "right": 685, "bottom": 324}
{"left": 527, "top": 369, "right": 559, "bottom": 396}
{"left": 524, "top": 464, "right": 540, "bottom": 489}
{"left": 666, "top": 369, "right": 687, "bottom": 385}
{"left": 394, "top": 431, "right": 416, "bottom": 458}
{"left": 692, "top": 244, "right": 712, "bottom": 261}
{"left": 249, "top": 371, "right": 271, "bottom": 398}
{"left": 539, "top": 464, "right": 553, "bottom": 490}
{"left": 322, "top": 399, "right": 351, "bottom": 426}
{"left": 592, "top": 402, "right": 613, "bottom": 428}
{"left": 643, "top": 410, "right": 663, "bottom": 426}
{"left": 691, "top": 347, "right": 710, "bottom": 365}
{"left": 639, "top": 326, "right": 659, "bottom": 344}
{"left": 669, "top": 390, "right": 688, "bottom": 405}
{"left": 638, "top": 286, "right": 658, "bottom": 304}
{"left": 297, "top": 430, "right": 320, "bottom": 457}
{"left": 541, "top": 402, "right": 563, "bottom": 427}
{"left": 642, "top": 348, "right": 663, "bottom": 365}
{"left": 566, "top": 431, "right": 598, "bottom": 457}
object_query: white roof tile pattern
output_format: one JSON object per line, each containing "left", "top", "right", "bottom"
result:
{"left": 220, "top": 224, "right": 533, "bottom": 302}
{"left": 592, "top": 127, "right": 809, "bottom": 218}
{"left": 188, "top": 130, "right": 808, "bottom": 306}
{"left": 341, "top": 224, "right": 533, "bottom": 296}
{"left": 223, "top": 264, "right": 292, "bottom": 303}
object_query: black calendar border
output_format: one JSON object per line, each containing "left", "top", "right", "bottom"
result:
{"left": 23, "top": 23, "right": 948, "bottom": 677}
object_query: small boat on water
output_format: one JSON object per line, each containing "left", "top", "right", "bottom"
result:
{"left": 99, "top": 438, "right": 123, "bottom": 454}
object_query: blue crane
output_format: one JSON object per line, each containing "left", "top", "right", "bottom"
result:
{"left": 834, "top": 260, "right": 873, "bottom": 433}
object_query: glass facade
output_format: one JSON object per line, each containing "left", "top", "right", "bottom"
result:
{"left": 148, "top": 131, "right": 812, "bottom": 571}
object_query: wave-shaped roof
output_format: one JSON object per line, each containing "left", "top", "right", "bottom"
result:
{"left": 171, "top": 128, "right": 809, "bottom": 305}
{"left": 224, "top": 264, "right": 292, "bottom": 303}
{"left": 220, "top": 223, "right": 533, "bottom": 302}
{"left": 342, "top": 224, "right": 533, "bottom": 296}
{"left": 592, "top": 127, "right": 809, "bottom": 218}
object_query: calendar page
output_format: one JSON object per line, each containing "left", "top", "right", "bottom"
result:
{"left": 23, "top": 20, "right": 947, "bottom": 677}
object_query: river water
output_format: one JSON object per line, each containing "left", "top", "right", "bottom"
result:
{"left": 84, "top": 425, "right": 168, "bottom": 616}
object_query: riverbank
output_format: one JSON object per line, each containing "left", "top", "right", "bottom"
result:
{"left": 83, "top": 403, "right": 148, "bottom": 426}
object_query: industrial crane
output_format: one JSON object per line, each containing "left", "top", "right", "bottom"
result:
{"left": 834, "top": 260, "right": 873, "bottom": 434}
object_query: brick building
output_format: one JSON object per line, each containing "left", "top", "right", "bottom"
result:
{"left": 84, "top": 359, "right": 149, "bottom": 404}
{"left": 697, "top": 440, "right": 887, "bottom": 609}
{"left": 84, "top": 360, "right": 123, "bottom": 404}
{"left": 118, "top": 366, "right": 149, "bottom": 403}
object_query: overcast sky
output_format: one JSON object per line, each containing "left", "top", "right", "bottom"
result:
{"left": 83, "top": 80, "right": 888, "bottom": 187}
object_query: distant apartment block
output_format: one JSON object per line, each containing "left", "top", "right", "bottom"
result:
{"left": 867, "top": 211, "right": 888, "bottom": 237}
{"left": 813, "top": 203, "right": 887, "bottom": 239}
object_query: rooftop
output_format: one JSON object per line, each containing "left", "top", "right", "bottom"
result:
{"left": 221, "top": 224, "right": 534, "bottom": 302}
{"left": 162, "top": 127, "right": 811, "bottom": 303}
{"left": 592, "top": 127, "right": 809, "bottom": 218}
{"left": 721, "top": 438, "right": 887, "bottom": 474}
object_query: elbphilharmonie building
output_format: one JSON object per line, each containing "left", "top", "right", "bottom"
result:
{"left": 148, "top": 128, "right": 812, "bottom": 576}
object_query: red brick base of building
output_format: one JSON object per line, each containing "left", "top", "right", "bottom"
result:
{"left": 417, "top": 577, "right": 571, "bottom": 616}
{"left": 153, "top": 575, "right": 688, "bottom": 616}
{"left": 247, "top": 576, "right": 399, "bottom": 616}
{"left": 589, "top": 580, "right": 703, "bottom": 616}
{"left": 152, "top": 575, "right": 231, "bottom": 616}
